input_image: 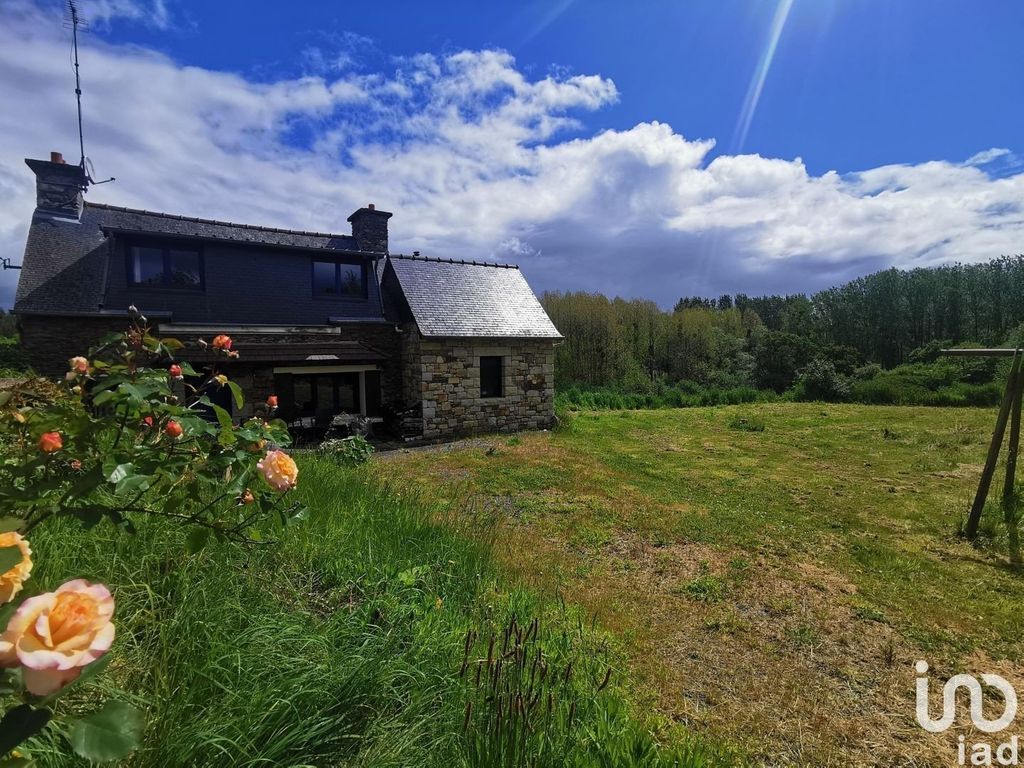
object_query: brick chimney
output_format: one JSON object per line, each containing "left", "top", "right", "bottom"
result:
{"left": 25, "top": 152, "right": 86, "bottom": 219}
{"left": 347, "top": 203, "right": 392, "bottom": 254}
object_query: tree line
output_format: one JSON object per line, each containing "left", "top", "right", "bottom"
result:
{"left": 542, "top": 254, "right": 1024, "bottom": 394}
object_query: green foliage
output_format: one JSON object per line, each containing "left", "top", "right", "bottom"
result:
{"left": 749, "top": 329, "right": 815, "bottom": 392}
{"left": 543, "top": 255, "right": 1024, "bottom": 402}
{"left": 67, "top": 701, "right": 145, "bottom": 762}
{"left": 0, "top": 312, "right": 17, "bottom": 339}
{"left": 0, "top": 312, "right": 305, "bottom": 543}
{"left": 316, "top": 435, "right": 374, "bottom": 467}
{"left": 793, "top": 359, "right": 851, "bottom": 402}
{"left": 555, "top": 383, "right": 775, "bottom": 412}
{"left": 0, "top": 337, "right": 28, "bottom": 379}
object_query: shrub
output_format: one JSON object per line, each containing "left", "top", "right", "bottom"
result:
{"left": 853, "top": 363, "right": 882, "bottom": 381}
{"left": 793, "top": 359, "right": 851, "bottom": 402}
{"left": 317, "top": 435, "right": 375, "bottom": 467}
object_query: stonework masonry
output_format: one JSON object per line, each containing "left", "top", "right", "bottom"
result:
{"left": 415, "top": 337, "right": 556, "bottom": 439}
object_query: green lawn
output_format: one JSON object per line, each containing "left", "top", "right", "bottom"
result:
{"left": 22, "top": 457, "right": 725, "bottom": 767}
{"left": 375, "top": 403, "right": 1024, "bottom": 766}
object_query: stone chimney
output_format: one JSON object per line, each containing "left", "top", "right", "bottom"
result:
{"left": 347, "top": 203, "right": 392, "bottom": 254}
{"left": 25, "top": 152, "right": 86, "bottom": 219}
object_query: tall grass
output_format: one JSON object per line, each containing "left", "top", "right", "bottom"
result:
{"left": 556, "top": 384, "right": 775, "bottom": 412}
{"left": 21, "top": 458, "right": 727, "bottom": 766}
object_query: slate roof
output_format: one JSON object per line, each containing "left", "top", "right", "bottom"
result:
{"left": 385, "top": 254, "right": 562, "bottom": 339}
{"left": 14, "top": 202, "right": 360, "bottom": 314}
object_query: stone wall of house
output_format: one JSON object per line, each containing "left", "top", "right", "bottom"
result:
{"left": 416, "top": 338, "right": 556, "bottom": 439}
{"left": 398, "top": 324, "right": 422, "bottom": 406}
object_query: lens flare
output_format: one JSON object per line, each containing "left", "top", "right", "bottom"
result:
{"left": 733, "top": 0, "right": 796, "bottom": 152}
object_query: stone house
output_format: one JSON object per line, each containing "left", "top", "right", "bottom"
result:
{"left": 12, "top": 152, "right": 562, "bottom": 440}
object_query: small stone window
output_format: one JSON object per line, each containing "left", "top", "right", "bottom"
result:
{"left": 480, "top": 355, "right": 503, "bottom": 398}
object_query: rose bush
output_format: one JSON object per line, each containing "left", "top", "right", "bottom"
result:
{"left": 0, "top": 307, "right": 305, "bottom": 761}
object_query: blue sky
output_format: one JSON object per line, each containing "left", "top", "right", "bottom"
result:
{"left": 122, "top": 1, "right": 1024, "bottom": 174}
{"left": 1, "top": 0, "right": 1022, "bottom": 308}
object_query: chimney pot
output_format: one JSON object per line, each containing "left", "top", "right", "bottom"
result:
{"left": 368, "top": 203, "right": 375, "bottom": 210}
{"left": 50, "top": 151, "right": 65, "bottom": 164}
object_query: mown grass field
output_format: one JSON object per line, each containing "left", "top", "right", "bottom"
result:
{"left": 374, "top": 403, "right": 1024, "bottom": 766}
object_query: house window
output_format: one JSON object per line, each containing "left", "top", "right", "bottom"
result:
{"left": 312, "top": 259, "right": 366, "bottom": 298}
{"left": 128, "top": 244, "right": 202, "bottom": 289}
{"left": 480, "top": 356, "right": 503, "bottom": 398}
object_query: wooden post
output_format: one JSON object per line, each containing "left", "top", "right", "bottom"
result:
{"left": 1003, "top": 351, "right": 1024, "bottom": 562}
{"left": 1002, "top": 351, "right": 1023, "bottom": 505}
{"left": 965, "top": 350, "right": 1022, "bottom": 539}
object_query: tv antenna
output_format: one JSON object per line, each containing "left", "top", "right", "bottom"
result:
{"left": 64, "top": 0, "right": 114, "bottom": 187}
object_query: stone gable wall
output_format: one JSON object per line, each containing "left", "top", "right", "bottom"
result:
{"left": 416, "top": 337, "right": 555, "bottom": 439}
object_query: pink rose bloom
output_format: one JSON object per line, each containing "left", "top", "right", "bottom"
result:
{"left": 68, "top": 357, "right": 89, "bottom": 375}
{"left": 257, "top": 450, "right": 298, "bottom": 492}
{"left": 0, "top": 579, "right": 115, "bottom": 696}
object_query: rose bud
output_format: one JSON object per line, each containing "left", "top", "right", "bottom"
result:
{"left": 165, "top": 420, "right": 183, "bottom": 439}
{"left": 266, "top": 395, "right": 278, "bottom": 409}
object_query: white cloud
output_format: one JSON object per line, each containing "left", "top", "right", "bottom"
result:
{"left": 1, "top": 0, "right": 1022, "bottom": 311}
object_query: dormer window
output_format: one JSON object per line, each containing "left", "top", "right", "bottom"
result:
{"left": 128, "top": 243, "right": 203, "bottom": 290}
{"left": 312, "top": 259, "right": 367, "bottom": 299}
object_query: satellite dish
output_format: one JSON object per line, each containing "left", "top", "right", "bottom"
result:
{"left": 82, "top": 156, "right": 114, "bottom": 186}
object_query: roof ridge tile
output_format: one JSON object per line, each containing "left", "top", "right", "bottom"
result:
{"left": 389, "top": 252, "right": 518, "bottom": 269}
{"left": 84, "top": 202, "right": 350, "bottom": 240}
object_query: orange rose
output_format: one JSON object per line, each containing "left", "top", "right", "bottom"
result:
{"left": 211, "top": 335, "right": 233, "bottom": 351}
{"left": 0, "top": 579, "right": 115, "bottom": 696}
{"left": 38, "top": 432, "right": 62, "bottom": 453}
{"left": 257, "top": 450, "right": 298, "bottom": 492}
{"left": 0, "top": 532, "right": 32, "bottom": 605}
